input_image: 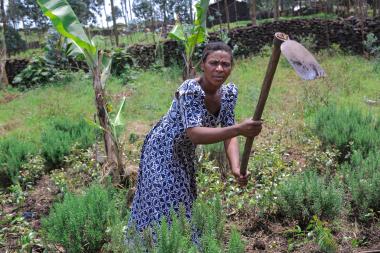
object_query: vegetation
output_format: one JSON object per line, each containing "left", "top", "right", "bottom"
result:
{"left": 41, "top": 117, "right": 96, "bottom": 168}
{"left": 41, "top": 184, "right": 118, "bottom": 253}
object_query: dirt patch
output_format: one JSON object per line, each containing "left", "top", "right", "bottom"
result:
{"left": 0, "top": 120, "right": 21, "bottom": 136}
{"left": 0, "top": 92, "right": 20, "bottom": 104}
{"left": 23, "top": 175, "right": 59, "bottom": 230}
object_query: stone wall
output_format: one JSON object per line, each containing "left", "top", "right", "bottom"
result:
{"left": 5, "top": 59, "right": 29, "bottom": 85}
{"left": 6, "top": 17, "right": 380, "bottom": 85}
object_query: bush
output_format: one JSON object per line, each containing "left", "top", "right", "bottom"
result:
{"left": 341, "top": 151, "right": 380, "bottom": 221}
{"left": 0, "top": 136, "right": 36, "bottom": 188}
{"left": 314, "top": 105, "right": 380, "bottom": 161}
{"left": 275, "top": 170, "right": 343, "bottom": 226}
{"left": 41, "top": 118, "right": 96, "bottom": 168}
{"left": 42, "top": 184, "right": 118, "bottom": 253}
{"left": 111, "top": 48, "right": 134, "bottom": 76}
{"left": 12, "top": 57, "right": 65, "bottom": 89}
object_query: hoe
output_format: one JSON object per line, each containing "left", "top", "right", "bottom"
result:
{"left": 240, "top": 32, "right": 326, "bottom": 176}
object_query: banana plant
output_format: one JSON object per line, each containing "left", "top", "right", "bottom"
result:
{"left": 37, "top": 0, "right": 124, "bottom": 184}
{"left": 168, "top": 0, "right": 210, "bottom": 80}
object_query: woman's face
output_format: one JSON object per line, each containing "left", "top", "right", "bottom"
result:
{"left": 201, "top": 50, "right": 232, "bottom": 89}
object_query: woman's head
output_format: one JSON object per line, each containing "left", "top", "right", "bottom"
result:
{"left": 200, "top": 42, "right": 233, "bottom": 89}
{"left": 201, "top": 42, "right": 233, "bottom": 64}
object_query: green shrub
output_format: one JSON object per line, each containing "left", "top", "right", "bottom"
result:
{"left": 12, "top": 57, "right": 65, "bottom": 89}
{"left": 41, "top": 118, "right": 96, "bottom": 168}
{"left": 0, "top": 136, "right": 36, "bottom": 187}
{"left": 276, "top": 170, "right": 343, "bottom": 226}
{"left": 341, "top": 151, "right": 380, "bottom": 221}
{"left": 314, "top": 105, "right": 380, "bottom": 161}
{"left": 111, "top": 48, "right": 134, "bottom": 76}
{"left": 42, "top": 184, "right": 118, "bottom": 253}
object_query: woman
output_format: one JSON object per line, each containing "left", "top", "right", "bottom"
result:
{"left": 128, "top": 42, "right": 262, "bottom": 233}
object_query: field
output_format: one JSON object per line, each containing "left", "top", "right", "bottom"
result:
{"left": 1, "top": 38, "right": 380, "bottom": 252}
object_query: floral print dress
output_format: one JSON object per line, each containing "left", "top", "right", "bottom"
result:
{"left": 128, "top": 79, "right": 238, "bottom": 232}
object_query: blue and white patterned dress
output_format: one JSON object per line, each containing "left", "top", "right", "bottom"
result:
{"left": 128, "top": 79, "right": 238, "bottom": 232}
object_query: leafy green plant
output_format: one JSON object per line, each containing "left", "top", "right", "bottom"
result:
{"left": 111, "top": 48, "right": 134, "bottom": 76}
{"left": 275, "top": 170, "right": 343, "bottom": 227}
{"left": 12, "top": 57, "right": 65, "bottom": 89}
{"left": 363, "top": 33, "right": 380, "bottom": 58}
{"left": 41, "top": 117, "right": 96, "bottom": 168}
{"left": 307, "top": 216, "right": 338, "bottom": 253}
{"left": 41, "top": 184, "right": 118, "bottom": 253}
{"left": 0, "top": 136, "right": 36, "bottom": 187}
{"left": 168, "top": 0, "right": 210, "bottom": 80}
{"left": 37, "top": 0, "right": 126, "bottom": 185}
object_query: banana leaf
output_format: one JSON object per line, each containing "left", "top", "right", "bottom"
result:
{"left": 37, "top": 0, "right": 97, "bottom": 69}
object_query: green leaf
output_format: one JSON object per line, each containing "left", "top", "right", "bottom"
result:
{"left": 37, "top": 0, "right": 97, "bottom": 69}
{"left": 100, "top": 51, "right": 112, "bottom": 88}
{"left": 112, "top": 96, "right": 126, "bottom": 127}
{"left": 168, "top": 23, "right": 185, "bottom": 42}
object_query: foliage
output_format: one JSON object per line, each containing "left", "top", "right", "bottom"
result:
{"left": 12, "top": 57, "right": 65, "bottom": 89}
{"left": 307, "top": 216, "right": 338, "bottom": 253}
{"left": 41, "top": 117, "right": 96, "bottom": 168}
{"left": 41, "top": 184, "right": 118, "bottom": 253}
{"left": 363, "top": 33, "right": 380, "bottom": 58}
{"left": 168, "top": 0, "right": 210, "bottom": 79}
{"left": 0, "top": 136, "right": 36, "bottom": 188}
{"left": 19, "top": 154, "right": 46, "bottom": 189}
{"left": 111, "top": 48, "right": 134, "bottom": 76}
{"left": 275, "top": 170, "right": 343, "bottom": 226}
{"left": 341, "top": 151, "right": 380, "bottom": 221}
{"left": 4, "top": 26, "right": 27, "bottom": 55}
{"left": 226, "top": 227, "right": 245, "bottom": 253}
{"left": 313, "top": 105, "right": 380, "bottom": 161}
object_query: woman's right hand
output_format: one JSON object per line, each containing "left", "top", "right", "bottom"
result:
{"left": 237, "top": 119, "right": 263, "bottom": 138}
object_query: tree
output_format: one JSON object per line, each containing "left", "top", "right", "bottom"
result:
{"left": 223, "top": 0, "right": 230, "bottom": 31}
{"left": 274, "top": 0, "right": 280, "bottom": 20}
{"left": 0, "top": 0, "right": 8, "bottom": 87}
{"left": 110, "top": 0, "right": 119, "bottom": 46}
{"left": 133, "top": 0, "right": 154, "bottom": 24}
{"left": 169, "top": 0, "right": 210, "bottom": 80}
{"left": 249, "top": 0, "right": 257, "bottom": 25}
{"left": 37, "top": 0, "right": 126, "bottom": 185}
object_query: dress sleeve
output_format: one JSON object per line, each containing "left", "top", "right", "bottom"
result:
{"left": 177, "top": 80, "right": 204, "bottom": 129}
{"left": 221, "top": 83, "right": 238, "bottom": 127}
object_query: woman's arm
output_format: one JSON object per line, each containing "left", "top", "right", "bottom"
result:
{"left": 224, "top": 137, "right": 248, "bottom": 185}
{"left": 186, "top": 119, "right": 262, "bottom": 145}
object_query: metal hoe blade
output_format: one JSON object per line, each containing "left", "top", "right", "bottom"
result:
{"left": 281, "top": 40, "right": 326, "bottom": 80}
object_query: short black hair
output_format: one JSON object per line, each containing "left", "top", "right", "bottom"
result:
{"left": 201, "top": 42, "right": 233, "bottom": 64}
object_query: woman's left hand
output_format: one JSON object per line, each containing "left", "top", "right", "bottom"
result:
{"left": 231, "top": 167, "right": 249, "bottom": 186}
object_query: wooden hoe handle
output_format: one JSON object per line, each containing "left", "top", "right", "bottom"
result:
{"left": 240, "top": 33, "right": 287, "bottom": 176}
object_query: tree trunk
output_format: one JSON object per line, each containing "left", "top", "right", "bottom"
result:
{"left": 250, "top": 0, "right": 257, "bottom": 25}
{"left": 121, "top": 0, "right": 128, "bottom": 26}
{"left": 93, "top": 64, "right": 123, "bottom": 185}
{"left": 110, "top": 0, "right": 119, "bottom": 46}
{"left": 274, "top": 0, "right": 280, "bottom": 20}
{"left": 128, "top": 0, "right": 133, "bottom": 23}
{"left": 189, "top": 0, "right": 193, "bottom": 23}
{"left": 233, "top": 0, "right": 238, "bottom": 22}
{"left": 0, "top": 0, "right": 8, "bottom": 86}
{"left": 223, "top": 0, "right": 230, "bottom": 31}
{"left": 216, "top": 0, "right": 223, "bottom": 31}
{"left": 104, "top": 2, "right": 110, "bottom": 29}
